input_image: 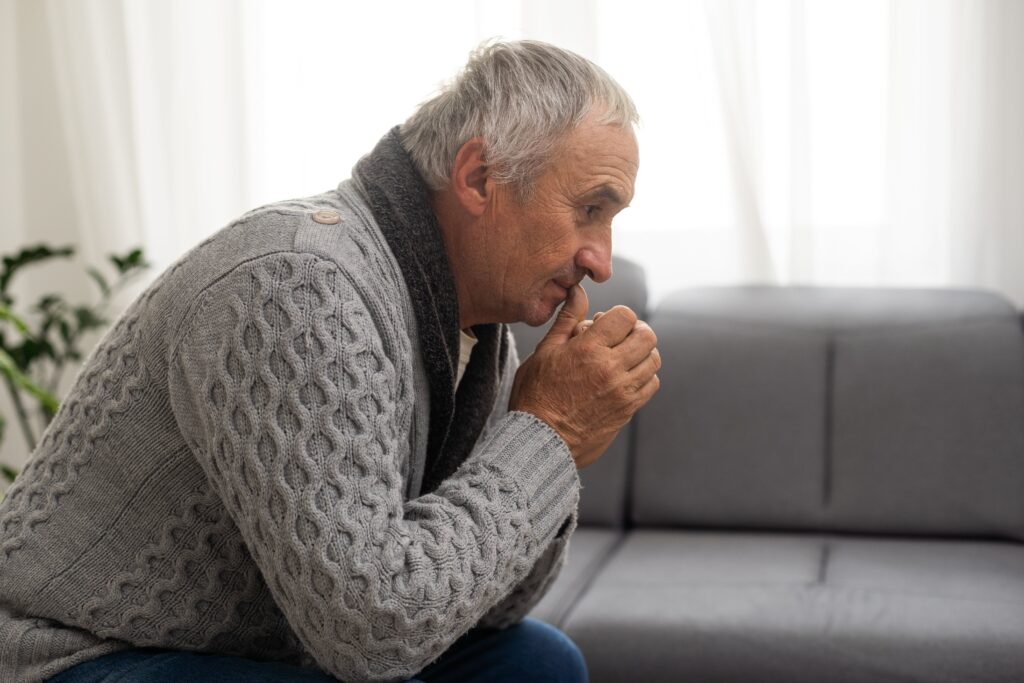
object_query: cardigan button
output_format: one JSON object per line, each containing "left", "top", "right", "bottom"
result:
{"left": 312, "top": 210, "right": 341, "bottom": 225}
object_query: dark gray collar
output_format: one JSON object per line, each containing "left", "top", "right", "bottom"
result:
{"left": 352, "top": 127, "right": 509, "bottom": 495}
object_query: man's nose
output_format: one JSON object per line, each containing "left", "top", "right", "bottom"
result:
{"left": 576, "top": 239, "right": 612, "bottom": 284}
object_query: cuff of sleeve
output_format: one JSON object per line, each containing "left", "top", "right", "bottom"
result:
{"left": 476, "top": 410, "right": 580, "bottom": 544}
{"left": 555, "top": 506, "right": 577, "bottom": 538}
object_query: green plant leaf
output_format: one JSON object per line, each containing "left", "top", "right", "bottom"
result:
{"left": 23, "top": 335, "right": 56, "bottom": 365}
{"left": 110, "top": 248, "right": 148, "bottom": 275}
{"left": 73, "top": 306, "right": 106, "bottom": 332}
{"left": 58, "top": 319, "right": 72, "bottom": 345}
{"left": 0, "top": 305, "right": 32, "bottom": 337}
{"left": 87, "top": 267, "right": 111, "bottom": 297}
{"left": 0, "top": 347, "right": 60, "bottom": 413}
{"left": 6, "top": 335, "right": 51, "bottom": 370}
{"left": 35, "top": 294, "right": 64, "bottom": 314}
{"left": 1, "top": 245, "right": 75, "bottom": 296}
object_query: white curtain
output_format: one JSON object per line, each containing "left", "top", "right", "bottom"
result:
{"left": 602, "top": 0, "right": 1024, "bottom": 304}
{"left": 2, "top": 0, "right": 1023, "bottom": 470}
{"left": 4, "top": 0, "right": 1021, "bottom": 299}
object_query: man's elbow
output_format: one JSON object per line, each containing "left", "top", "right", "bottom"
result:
{"left": 305, "top": 609, "right": 462, "bottom": 683}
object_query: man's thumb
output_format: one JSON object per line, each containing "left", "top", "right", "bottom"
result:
{"left": 542, "top": 284, "right": 589, "bottom": 345}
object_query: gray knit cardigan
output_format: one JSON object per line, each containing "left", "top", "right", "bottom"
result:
{"left": 0, "top": 135, "right": 581, "bottom": 683}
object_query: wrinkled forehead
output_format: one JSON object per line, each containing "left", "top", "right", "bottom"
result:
{"left": 556, "top": 122, "right": 639, "bottom": 199}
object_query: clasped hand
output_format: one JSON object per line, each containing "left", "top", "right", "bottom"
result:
{"left": 510, "top": 285, "right": 661, "bottom": 470}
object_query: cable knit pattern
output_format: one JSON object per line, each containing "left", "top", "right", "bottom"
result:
{"left": 0, "top": 173, "right": 580, "bottom": 682}
{"left": 0, "top": 301, "right": 150, "bottom": 561}
{"left": 169, "top": 252, "right": 576, "bottom": 682}
{"left": 76, "top": 483, "right": 301, "bottom": 659}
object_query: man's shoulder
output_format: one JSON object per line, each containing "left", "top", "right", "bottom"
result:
{"left": 211, "top": 181, "right": 385, "bottom": 274}
{"left": 176, "top": 182, "right": 397, "bottom": 296}
{"left": 153, "top": 181, "right": 409, "bottom": 351}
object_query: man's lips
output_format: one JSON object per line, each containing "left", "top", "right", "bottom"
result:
{"left": 548, "top": 278, "right": 581, "bottom": 303}
{"left": 550, "top": 281, "right": 571, "bottom": 300}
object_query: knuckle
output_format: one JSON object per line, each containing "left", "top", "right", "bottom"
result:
{"left": 611, "top": 305, "right": 638, "bottom": 326}
{"left": 640, "top": 326, "right": 657, "bottom": 347}
{"left": 595, "top": 359, "right": 617, "bottom": 383}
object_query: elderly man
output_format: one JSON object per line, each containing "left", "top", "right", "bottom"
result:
{"left": 0, "top": 41, "right": 659, "bottom": 682}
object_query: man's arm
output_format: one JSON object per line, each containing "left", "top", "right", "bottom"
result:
{"left": 474, "top": 507, "right": 577, "bottom": 629}
{"left": 474, "top": 286, "right": 661, "bottom": 628}
{"left": 474, "top": 331, "right": 579, "bottom": 629}
{"left": 167, "top": 252, "right": 580, "bottom": 683}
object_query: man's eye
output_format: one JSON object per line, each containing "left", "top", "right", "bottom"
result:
{"left": 584, "top": 205, "right": 600, "bottom": 219}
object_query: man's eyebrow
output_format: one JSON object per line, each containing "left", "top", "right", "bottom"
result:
{"left": 580, "top": 185, "right": 629, "bottom": 207}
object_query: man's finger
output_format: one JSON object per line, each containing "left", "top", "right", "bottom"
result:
{"left": 585, "top": 305, "right": 637, "bottom": 347}
{"left": 626, "top": 348, "right": 661, "bottom": 383}
{"left": 614, "top": 321, "right": 659, "bottom": 369}
{"left": 540, "top": 284, "right": 589, "bottom": 346}
{"left": 633, "top": 372, "right": 661, "bottom": 407}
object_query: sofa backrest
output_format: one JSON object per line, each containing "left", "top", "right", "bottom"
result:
{"left": 632, "top": 286, "right": 1024, "bottom": 540}
{"left": 510, "top": 257, "right": 647, "bottom": 528}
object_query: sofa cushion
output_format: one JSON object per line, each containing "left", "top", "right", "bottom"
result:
{"left": 510, "top": 256, "right": 647, "bottom": 527}
{"left": 633, "top": 286, "right": 1024, "bottom": 539}
{"left": 562, "top": 529, "right": 1024, "bottom": 683}
{"left": 528, "top": 527, "right": 622, "bottom": 628}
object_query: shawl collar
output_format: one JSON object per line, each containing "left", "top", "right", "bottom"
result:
{"left": 352, "top": 127, "right": 509, "bottom": 495}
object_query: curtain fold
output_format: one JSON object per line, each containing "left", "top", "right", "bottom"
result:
{"left": 944, "top": 0, "right": 1024, "bottom": 301}
{"left": 704, "top": 0, "right": 777, "bottom": 283}
{"left": 42, "top": 0, "right": 142, "bottom": 267}
{"left": 689, "top": 0, "right": 1023, "bottom": 305}
{"left": 4, "top": 1, "right": 1021, "bottom": 297}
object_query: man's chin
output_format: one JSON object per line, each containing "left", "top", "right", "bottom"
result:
{"left": 518, "top": 298, "right": 561, "bottom": 327}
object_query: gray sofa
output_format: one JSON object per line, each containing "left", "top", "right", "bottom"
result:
{"left": 512, "top": 258, "right": 1024, "bottom": 683}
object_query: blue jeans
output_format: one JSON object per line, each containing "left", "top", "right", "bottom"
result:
{"left": 48, "top": 617, "right": 588, "bottom": 683}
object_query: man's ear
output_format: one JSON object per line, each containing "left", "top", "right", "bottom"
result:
{"left": 449, "top": 137, "right": 490, "bottom": 218}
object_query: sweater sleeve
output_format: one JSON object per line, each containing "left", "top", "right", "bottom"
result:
{"left": 474, "top": 507, "right": 578, "bottom": 629}
{"left": 167, "top": 253, "right": 580, "bottom": 683}
{"left": 473, "top": 330, "right": 580, "bottom": 629}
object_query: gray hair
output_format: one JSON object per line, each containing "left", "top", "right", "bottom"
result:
{"left": 400, "top": 40, "right": 638, "bottom": 199}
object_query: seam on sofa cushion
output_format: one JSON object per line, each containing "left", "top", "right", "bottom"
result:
{"left": 623, "top": 417, "right": 640, "bottom": 530}
{"left": 553, "top": 532, "right": 628, "bottom": 628}
{"left": 815, "top": 541, "right": 832, "bottom": 585}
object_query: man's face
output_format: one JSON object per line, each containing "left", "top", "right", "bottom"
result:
{"left": 484, "top": 117, "right": 639, "bottom": 326}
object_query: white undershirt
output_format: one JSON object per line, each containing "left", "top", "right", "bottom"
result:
{"left": 456, "top": 329, "right": 478, "bottom": 389}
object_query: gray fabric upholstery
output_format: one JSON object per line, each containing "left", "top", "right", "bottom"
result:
{"left": 510, "top": 257, "right": 648, "bottom": 527}
{"left": 525, "top": 284, "right": 1024, "bottom": 681}
{"left": 632, "top": 286, "right": 1024, "bottom": 539}
{"left": 563, "top": 530, "right": 1024, "bottom": 683}
{"left": 528, "top": 528, "right": 622, "bottom": 628}
{"left": 830, "top": 319, "right": 1024, "bottom": 538}
{"left": 631, "top": 307, "right": 828, "bottom": 528}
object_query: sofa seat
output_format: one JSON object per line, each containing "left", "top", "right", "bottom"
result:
{"left": 530, "top": 527, "right": 623, "bottom": 627}
{"left": 561, "top": 529, "right": 1024, "bottom": 683}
